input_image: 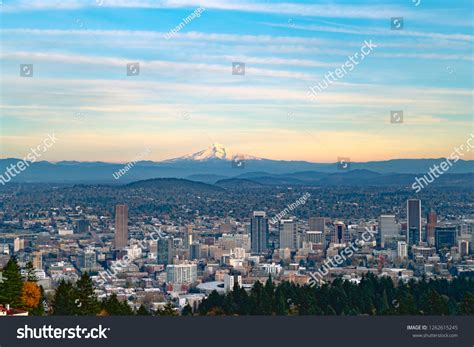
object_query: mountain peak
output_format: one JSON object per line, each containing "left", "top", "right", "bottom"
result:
{"left": 169, "top": 143, "right": 261, "bottom": 162}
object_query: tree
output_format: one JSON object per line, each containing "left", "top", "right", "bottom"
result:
{"left": 0, "top": 257, "right": 24, "bottom": 307}
{"left": 136, "top": 304, "right": 151, "bottom": 316}
{"left": 459, "top": 293, "right": 474, "bottom": 315}
{"left": 52, "top": 280, "right": 78, "bottom": 315}
{"left": 21, "top": 281, "right": 41, "bottom": 310}
{"left": 75, "top": 273, "right": 100, "bottom": 315}
{"left": 181, "top": 304, "right": 193, "bottom": 316}
{"left": 101, "top": 294, "right": 132, "bottom": 315}
{"left": 24, "top": 262, "right": 37, "bottom": 282}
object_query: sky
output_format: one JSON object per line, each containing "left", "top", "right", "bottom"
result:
{"left": 0, "top": 0, "right": 473, "bottom": 163}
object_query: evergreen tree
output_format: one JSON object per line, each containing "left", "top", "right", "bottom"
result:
{"left": 52, "top": 280, "right": 78, "bottom": 315}
{"left": 181, "top": 304, "right": 193, "bottom": 316}
{"left": 101, "top": 294, "right": 133, "bottom": 315}
{"left": 136, "top": 304, "right": 151, "bottom": 315}
{"left": 0, "top": 257, "right": 24, "bottom": 307}
{"left": 24, "top": 261, "right": 37, "bottom": 282}
{"left": 75, "top": 273, "right": 100, "bottom": 315}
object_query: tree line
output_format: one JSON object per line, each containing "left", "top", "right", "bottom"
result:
{"left": 197, "top": 274, "right": 474, "bottom": 315}
{"left": 2, "top": 257, "right": 473, "bottom": 316}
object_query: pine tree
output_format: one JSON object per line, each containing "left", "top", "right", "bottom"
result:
{"left": 0, "top": 257, "right": 24, "bottom": 307}
{"left": 75, "top": 273, "right": 100, "bottom": 315}
{"left": 136, "top": 304, "right": 151, "bottom": 316}
{"left": 181, "top": 304, "right": 193, "bottom": 316}
{"left": 52, "top": 280, "right": 78, "bottom": 315}
{"left": 24, "top": 261, "right": 37, "bottom": 282}
{"left": 101, "top": 294, "right": 133, "bottom": 315}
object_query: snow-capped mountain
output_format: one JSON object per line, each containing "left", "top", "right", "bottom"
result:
{"left": 167, "top": 143, "right": 261, "bottom": 162}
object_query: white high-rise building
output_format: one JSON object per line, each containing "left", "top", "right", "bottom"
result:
{"left": 224, "top": 273, "right": 242, "bottom": 292}
{"left": 397, "top": 241, "right": 408, "bottom": 259}
{"left": 166, "top": 263, "right": 197, "bottom": 284}
{"left": 14, "top": 238, "right": 25, "bottom": 253}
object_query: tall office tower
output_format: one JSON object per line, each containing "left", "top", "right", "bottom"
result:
{"left": 332, "top": 221, "right": 350, "bottom": 244}
{"left": 379, "top": 215, "right": 399, "bottom": 248}
{"left": 407, "top": 199, "right": 421, "bottom": 246}
{"left": 157, "top": 237, "right": 173, "bottom": 265}
{"left": 184, "top": 225, "right": 193, "bottom": 249}
{"left": 397, "top": 241, "right": 408, "bottom": 259}
{"left": 279, "top": 219, "right": 298, "bottom": 250}
{"left": 250, "top": 211, "right": 269, "bottom": 253}
{"left": 32, "top": 251, "right": 42, "bottom": 269}
{"left": 190, "top": 242, "right": 201, "bottom": 260}
{"left": 114, "top": 204, "right": 128, "bottom": 249}
{"left": 309, "top": 217, "right": 327, "bottom": 233}
{"left": 13, "top": 237, "right": 25, "bottom": 253}
{"left": 426, "top": 210, "right": 437, "bottom": 246}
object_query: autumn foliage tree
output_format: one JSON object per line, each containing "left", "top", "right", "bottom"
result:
{"left": 21, "top": 281, "right": 42, "bottom": 310}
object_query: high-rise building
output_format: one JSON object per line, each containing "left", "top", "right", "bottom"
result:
{"left": 157, "top": 238, "right": 173, "bottom": 265}
{"left": 190, "top": 242, "right": 201, "bottom": 260}
{"left": 184, "top": 225, "right": 193, "bottom": 249}
{"left": 435, "top": 226, "right": 457, "bottom": 249}
{"left": 13, "top": 238, "right": 25, "bottom": 253}
{"left": 32, "top": 251, "right": 42, "bottom": 269}
{"left": 309, "top": 217, "right": 327, "bottom": 233}
{"left": 81, "top": 248, "right": 96, "bottom": 270}
{"left": 250, "top": 211, "right": 269, "bottom": 254}
{"left": 407, "top": 199, "right": 421, "bottom": 246}
{"left": 305, "top": 231, "right": 324, "bottom": 245}
{"left": 332, "top": 221, "right": 350, "bottom": 244}
{"left": 166, "top": 263, "right": 197, "bottom": 284}
{"left": 397, "top": 241, "right": 408, "bottom": 259}
{"left": 279, "top": 219, "right": 298, "bottom": 250}
{"left": 426, "top": 210, "right": 437, "bottom": 246}
{"left": 224, "top": 273, "right": 242, "bottom": 292}
{"left": 114, "top": 204, "right": 128, "bottom": 249}
{"left": 379, "top": 215, "right": 399, "bottom": 248}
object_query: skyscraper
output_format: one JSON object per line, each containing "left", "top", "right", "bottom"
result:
{"left": 332, "top": 221, "right": 350, "bottom": 244}
{"left": 407, "top": 199, "right": 421, "bottom": 246}
{"left": 379, "top": 215, "right": 399, "bottom": 248}
{"left": 426, "top": 210, "right": 437, "bottom": 246}
{"left": 250, "top": 211, "right": 269, "bottom": 254}
{"left": 114, "top": 204, "right": 128, "bottom": 249}
{"left": 157, "top": 237, "right": 173, "bottom": 265}
{"left": 184, "top": 225, "right": 193, "bottom": 249}
{"left": 279, "top": 219, "right": 298, "bottom": 250}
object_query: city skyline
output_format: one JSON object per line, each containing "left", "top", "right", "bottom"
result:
{"left": 1, "top": 0, "right": 473, "bottom": 162}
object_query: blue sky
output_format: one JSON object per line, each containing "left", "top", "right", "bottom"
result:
{"left": 0, "top": 0, "right": 473, "bottom": 163}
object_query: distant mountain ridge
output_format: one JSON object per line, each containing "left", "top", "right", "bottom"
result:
{"left": 0, "top": 143, "right": 473, "bottom": 184}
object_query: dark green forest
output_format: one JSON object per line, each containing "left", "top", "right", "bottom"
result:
{"left": 197, "top": 274, "right": 474, "bottom": 316}
{"left": 2, "top": 258, "right": 473, "bottom": 316}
